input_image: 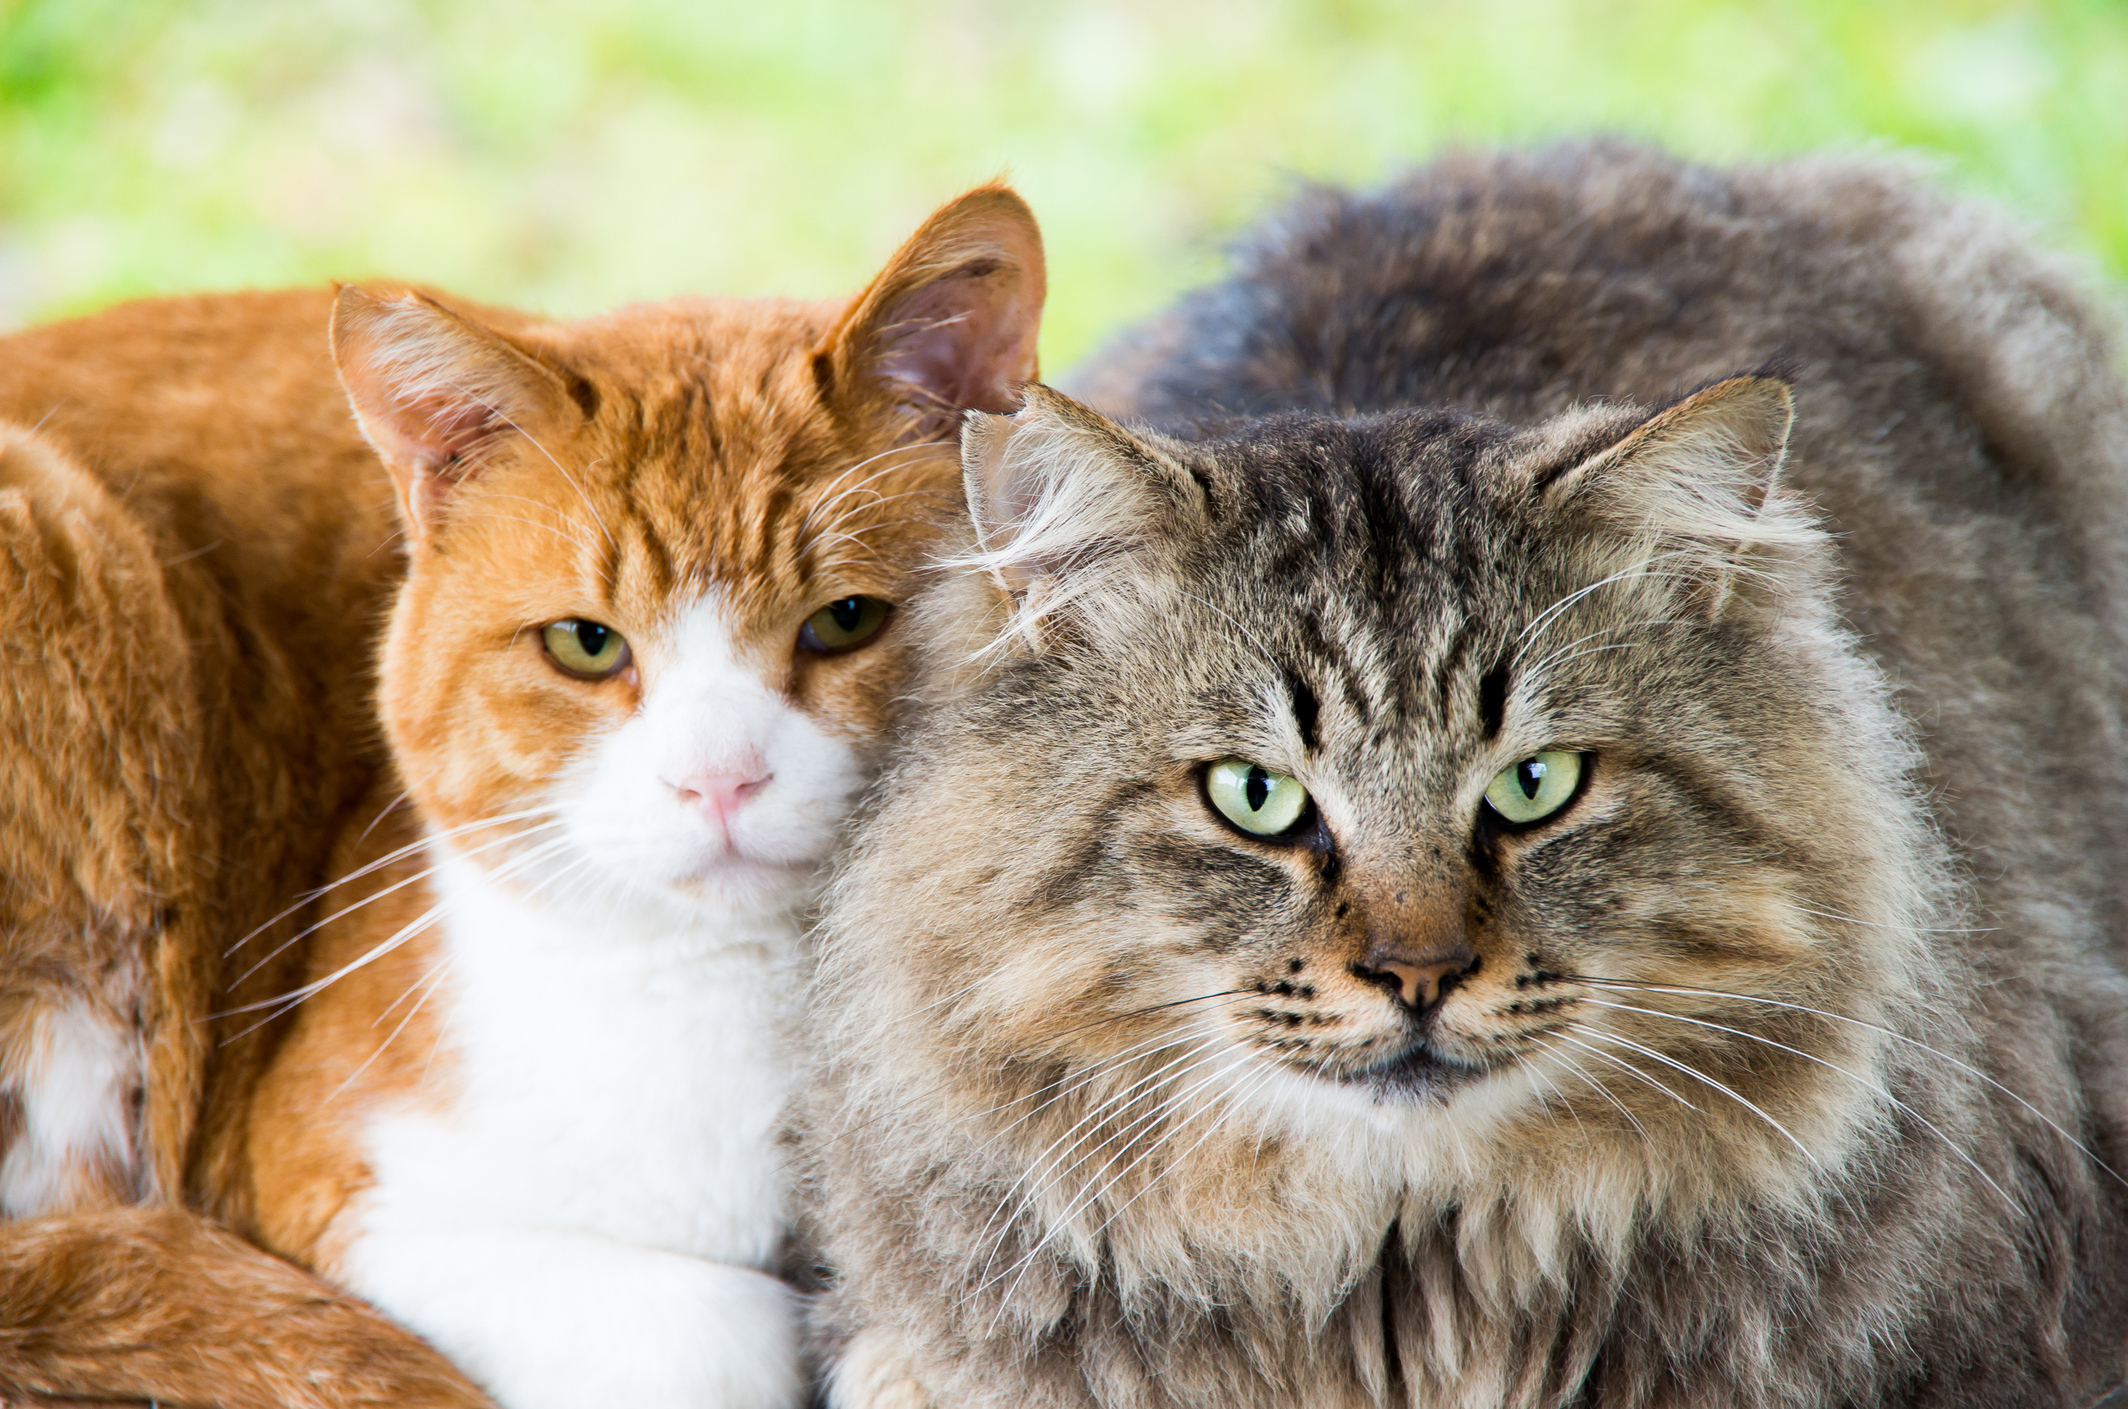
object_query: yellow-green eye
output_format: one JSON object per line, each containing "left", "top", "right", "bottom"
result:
{"left": 1483, "top": 750, "right": 1585, "bottom": 826}
{"left": 541, "top": 619, "right": 629, "bottom": 679}
{"left": 799, "top": 596, "right": 891, "bottom": 653}
{"left": 1206, "top": 758, "right": 1311, "bottom": 837}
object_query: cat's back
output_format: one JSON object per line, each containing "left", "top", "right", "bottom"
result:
{"left": 0, "top": 286, "right": 509, "bottom": 1223}
{"left": 1075, "top": 142, "right": 2128, "bottom": 616}
{"left": 0, "top": 288, "right": 350, "bottom": 457}
{"left": 0, "top": 286, "right": 536, "bottom": 617}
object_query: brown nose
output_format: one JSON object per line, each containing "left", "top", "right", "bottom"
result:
{"left": 1353, "top": 945, "right": 1477, "bottom": 1011}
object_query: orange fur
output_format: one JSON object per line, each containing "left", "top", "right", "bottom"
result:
{"left": 0, "top": 186, "right": 1045, "bottom": 1405}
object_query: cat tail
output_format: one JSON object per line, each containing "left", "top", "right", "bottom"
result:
{"left": 0, "top": 1203, "right": 496, "bottom": 1407}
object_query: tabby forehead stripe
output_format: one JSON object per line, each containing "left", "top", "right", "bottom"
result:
{"left": 1287, "top": 670, "right": 1321, "bottom": 753}
{"left": 1295, "top": 605, "right": 1375, "bottom": 727}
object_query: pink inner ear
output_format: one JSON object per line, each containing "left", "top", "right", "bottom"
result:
{"left": 337, "top": 326, "right": 516, "bottom": 487}
{"left": 874, "top": 272, "right": 1039, "bottom": 435}
{"left": 384, "top": 387, "right": 505, "bottom": 476}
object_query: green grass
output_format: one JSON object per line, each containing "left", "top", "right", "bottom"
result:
{"left": 1, "top": 0, "right": 2123, "bottom": 370}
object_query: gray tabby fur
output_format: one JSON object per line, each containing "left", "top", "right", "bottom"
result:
{"left": 801, "top": 143, "right": 2128, "bottom": 1407}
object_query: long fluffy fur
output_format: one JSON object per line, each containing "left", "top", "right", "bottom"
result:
{"left": 802, "top": 143, "right": 2128, "bottom": 1407}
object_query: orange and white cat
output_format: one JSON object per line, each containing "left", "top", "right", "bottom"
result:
{"left": 0, "top": 187, "right": 1044, "bottom": 1408}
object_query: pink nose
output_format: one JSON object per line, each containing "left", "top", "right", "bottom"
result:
{"left": 670, "top": 771, "right": 772, "bottom": 827}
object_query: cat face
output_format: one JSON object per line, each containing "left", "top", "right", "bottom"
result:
{"left": 334, "top": 188, "right": 1045, "bottom": 922}
{"left": 825, "top": 382, "right": 1942, "bottom": 1225}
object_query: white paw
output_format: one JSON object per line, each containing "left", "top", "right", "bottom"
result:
{"left": 828, "top": 1327, "right": 932, "bottom": 1409}
{"left": 342, "top": 1226, "right": 801, "bottom": 1409}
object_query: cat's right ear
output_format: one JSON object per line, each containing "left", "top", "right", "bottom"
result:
{"left": 959, "top": 385, "right": 1208, "bottom": 645}
{"left": 816, "top": 184, "right": 1047, "bottom": 443}
{"left": 1532, "top": 375, "right": 1822, "bottom": 613}
{"left": 332, "top": 285, "right": 572, "bottom": 542}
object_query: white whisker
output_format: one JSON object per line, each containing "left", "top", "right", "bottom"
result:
{"left": 1518, "top": 619, "right": 1691, "bottom": 682}
{"left": 982, "top": 1044, "right": 1264, "bottom": 1324}
{"left": 230, "top": 819, "right": 569, "bottom": 985}
{"left": 328, "top": 960, "right": 454, "bottom": 1104}
{"left": 1512, "top": 553, "right": 1698, "bottom": 660}
{"left": 225, "top": 804, "right": 563, "bottom": 957}
{"left": 1781, "top": 902, "right": 1994, "bottom": 936}
{"left": 1551, "top": 1027, "right": 1696, "bottom": 1120}
{"left": 452, "top": 385, "right": 618, "bottom": 560}
{"left": 1580, "top": 997, "right": 2020, "bottom": 1211}
{"left": 798, "top": 446, "right": 955, "bottom": 541}
{"left": 1573, "top": 977, "right": 2128, "bottom": 1190}
{"left": 966, "top": 1028, "right": 1229, "bottom": 1292}
{"left": 215, "top": 835, "right": 579, "bottom": 1037}
{"left": 1572, "top": 1024, "right": 1822, "bottom": 1172}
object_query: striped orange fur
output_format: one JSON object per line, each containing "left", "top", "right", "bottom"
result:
{"left": 0, "top": 185, "right": 1044, "bottom": 1407}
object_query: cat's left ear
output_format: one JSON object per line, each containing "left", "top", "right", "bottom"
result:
{"left": 1536, "top": 376, "right": 1820, "bottom": 609}
{"left": 817, "top": 183, "right": 1046, "bottom": 442}
{"left": 956, "top": 385, "right": 1208, "bottom": 651}
{"left": 332, "top": 285, "right": 574, "bottom": 543}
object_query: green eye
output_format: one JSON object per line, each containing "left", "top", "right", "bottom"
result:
{"left": 1206, "top": 758, "right": 1311, "bottom": 837}
{"left": 1483, "top": 750, "right": 1585, "bottom": 826}
{"left": 542, "top": 619, "right": 629, "bottom": 679}
{"left": 799, "top": 596, "right": 891, "bottom": 653}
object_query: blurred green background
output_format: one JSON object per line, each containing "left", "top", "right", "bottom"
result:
{"left": 0, "top": 0, "right": 2123, "bottom": 371}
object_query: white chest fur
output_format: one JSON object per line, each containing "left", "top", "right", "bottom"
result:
{"left": 337, "top": 848, "right": 805, "bottom": 1409}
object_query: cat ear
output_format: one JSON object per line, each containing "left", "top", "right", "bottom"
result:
{"left": 332, "top": 285, "right": 572, "bottom": 540}
{"left": 818, "top": 184, "right": 1046, "bottom": 442}
{"left": 959, "top": 385, "right": 1207, "bottom": 643}
{"left": 1536, "top": 376, "right": 1820, "bottom": 609}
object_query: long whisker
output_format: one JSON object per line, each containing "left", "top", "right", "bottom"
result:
{"left": 1522, "top": 1061, "right": 1586, "bottom": 1136}
{"left": 965, "top": 1025, "right": 1247, "bottom": 1282}
{"left": 797, "top": 446, "right": 955, "bottom": 540}
{"left": 1581, "top": 997, "right": 2020, "bottom": 1211}
{"left": 1031, "top": 1054, "right": 1288, "bottom": 1323}
{"left": 1571, "top": 1025, "right": 1823, "bottom": 1172}
{"left": 800, "top": 1024, "right": 1244, "bottom": 1195}
{"left": 809, "top": 984, "right": 1165, "bottom": 1150}
{"left": 801, "top": 443, "right": 946, "bottom": 520}
{"left": 812, "top": 994, "right": 1265, "bottom": 1162}
{"left": 812, "top": 487, "right": 951, "bottom": 543}
{"left": 1028, "top": 1051, "right": 1291, "bottom": 1328}
{"left": 449, "top": 511, "right": 605, "bottom": 557}
{"left": 1087, "top": 1050, "right": 1281, "bottom": 1240}
{"left": 1171, "top": 589, "right": 1281, "bottom": 674}
{"left": 447, "top": 383, "right": 617, "bottom": 559}
{"left": 964, "top": 1023, "right": 1226, "bottom": 1144}
{"left": 473, "top": 490, "right": 613, "bottom": 546}
{"left": 328, "top": 960, "right": 454, "bottom": 1104}
{"left": 229, "top": 818, "right": 569, "bottom": 985}
{"left": 1523, "top": 641, "right": 1638, "bottom": 676}
{"left": 1512, "top": 553, "right": 1697, "bottom": 659}
{"left": 1533, "top": 1047, "right": 1635, "bottom": 1149}
{"left": 979, "top": 1045, "right": 1261, "bottom": 1319}
{"left": 1518, "top": 619, "right": 1693, "bottom": 682}
{"left": 352, "top": 790, "right": 412, "bottom": 848}
{"left": 214, "top": 835, "right": 578, "bottom": 1034}
{"left": 1041, "top": 989, "right": 1262, "bottom": 1042}
{"left": 1015, "top": 1035, "right": 1245, "bottom": 1235}
{"left": 808, "top": 515, "right": 946, "bottom": 565}
{"left": 1781, "top": 903, "right": 1994, "bottom": 936}
{"left": 966, "top": 1029, "right": 1229, "bottom": 1289}
{"left": 1550, "top": 1028, "right": 1697, "bottom": 1121}
{"left": 224, "top": 804, "right": 562, "bottom": 957}
{"left": 977, "top": 1033, "right": 1224, "bottom": 1207}
{"left": 1567, "top": 976, "right": 2128, "bottom": 1190}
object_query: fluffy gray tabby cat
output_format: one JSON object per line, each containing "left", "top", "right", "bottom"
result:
{"left": 803, "top": 143, "right": 2128, "bottom": 1406}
